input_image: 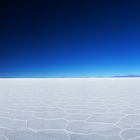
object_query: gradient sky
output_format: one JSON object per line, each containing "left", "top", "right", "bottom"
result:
{"left": 1, "top": 0, "right": 140, "bottom": 77}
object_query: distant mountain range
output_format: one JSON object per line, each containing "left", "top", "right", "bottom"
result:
{"left": 113, "top": 75, "right": 140, "bottom": 77}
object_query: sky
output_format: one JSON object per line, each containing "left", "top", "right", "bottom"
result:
{"left": 1, "top": 0, "right": 140, "bottom": 78}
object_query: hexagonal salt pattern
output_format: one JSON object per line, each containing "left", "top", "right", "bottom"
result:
{"left": 117, "top": 115, "right": 140, "bottom": 128}
{"left": 70, "top": 133, "right": 122, "bottom": 140}
{"left": 1, "top": 78, "right": 140, "bottom": 140}
{"left": 28, "top": 119, "right": 68, "bottom": 129}
{"left": 87, "top": 113, "right": 125, "bottom": 123}
{"left": 67, "top": 121, "right": 121, "bottom": 135}
{"left": 34, "top": 110, "right": 65, "bottom": 119}
{"left": 121, "top": 129, "right": 140, "bottom": 140}
{"left": 5, "top": 129, "right": 71, "bottom": 140}
{"left": 0, "top": 117, "right": 27, "bottom": 129}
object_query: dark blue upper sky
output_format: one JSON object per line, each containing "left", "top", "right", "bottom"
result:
{"left": 1, "top": 0, "right": 140, "bottom": 77}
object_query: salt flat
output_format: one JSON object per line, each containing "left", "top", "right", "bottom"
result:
{"left": 0, "top": 78, "right": 140, "bottom": 140}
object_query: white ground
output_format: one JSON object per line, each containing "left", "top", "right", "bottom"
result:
{"left": 0, "top": 78, "right": 140, "bottom": 140}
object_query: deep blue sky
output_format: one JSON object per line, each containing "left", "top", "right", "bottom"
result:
{"left": 1, "top": 0, "right": 140, "bottom": 77}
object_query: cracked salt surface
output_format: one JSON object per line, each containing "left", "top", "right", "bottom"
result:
{"left": 0, "top": 78, "right": 140, "bottom": 139}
